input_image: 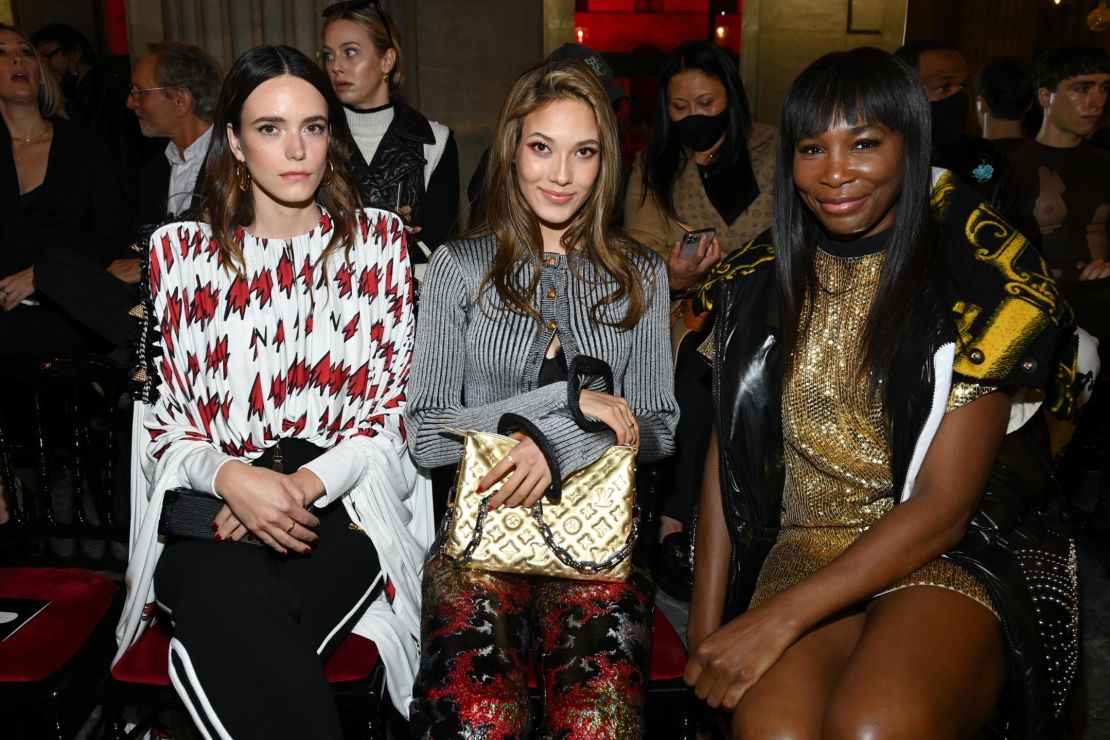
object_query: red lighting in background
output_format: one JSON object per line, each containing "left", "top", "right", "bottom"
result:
{"left": 100, "top": 0, "right": 130, "bottom": 55}
{"left": 573, "top": 1, "right": 742, "bottom": 55}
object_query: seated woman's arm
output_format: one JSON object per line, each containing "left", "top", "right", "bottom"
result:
{"left": 143, "top": 230, "right": 319, "bottom": 554}
{"left": 521, "top": 254, "right": 679, "bottom": 478}
{"left": 686, "top": 389, "right": 1011, "bottom": 709}
{"left": 687, "top": 427, "right": 729, "bottom": 651}
{"left": 404, "top": 246, "right": 591, "bottom": 468}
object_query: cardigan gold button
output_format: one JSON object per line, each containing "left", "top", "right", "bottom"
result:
{"left": 547, "top": 320, "right": 557, "bottom": 330}
{"left": 546, "top": 288, "right": 557, "bottom": 299}
{"left": 968, "top": 348, "right": 985, "bottom": 364}
{"left": 1021, "top": 358, "right": 1037, "bottom": 373}
{"left": 545, "top": 257, "right": 557, "bottom": 267}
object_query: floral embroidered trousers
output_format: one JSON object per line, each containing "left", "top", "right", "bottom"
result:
{"left": 409, "top": 555, "right": 653, "bottom": 739}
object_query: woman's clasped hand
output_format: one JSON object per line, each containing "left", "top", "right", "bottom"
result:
{"left": 685, "top": 601, "right": 801, "bottom": 711}
{"left": 0, "top": 267, "right": 35, "bottom": 310}
{"left": 580, "top": 389, "right": 640, "bottom": 447}
{"left": 478, "top": 389, "right": 640, "bottom": 509}
{"left": 479, "top": 432, "right": 551, "bottom": 509}
{"left": 212, "top": 462, "right": 325, "bottom": 554}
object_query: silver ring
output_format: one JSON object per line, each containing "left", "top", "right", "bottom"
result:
{"left": 506, "top": 454, "right": 516, "bottom": 466}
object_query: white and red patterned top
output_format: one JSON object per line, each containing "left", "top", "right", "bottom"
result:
{"left": 120, "top": 207, "right": 431, "bottom": 710}
{"left": 143, "top": 206, "right": 414, "bottom": 502}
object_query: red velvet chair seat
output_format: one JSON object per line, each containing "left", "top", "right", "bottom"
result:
{"left": 526, "top": 607, "right": 687, "bottom": 688}
{"left": 111, "top": 619, "right": 381, "bottom": 686}
{"left": 648, "top": 607, "right": 688, "bottom": 680}
{"left": 0, "top": 566, "right": 117, "bottom": 683}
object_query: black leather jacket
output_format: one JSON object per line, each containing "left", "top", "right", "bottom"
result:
{"left": 702, "top": 171, "right": 1084, "bottom": 738}
{"left": 352, "top": 98, "right": 433, "bottom": 216}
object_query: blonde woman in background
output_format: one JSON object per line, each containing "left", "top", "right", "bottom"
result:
{"left": 320, "top": 0, "right": 459, "bottom": 252}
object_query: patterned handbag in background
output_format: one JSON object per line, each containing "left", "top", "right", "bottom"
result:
{"left": 440, "top": 429, "right": 638, "bottom": 582}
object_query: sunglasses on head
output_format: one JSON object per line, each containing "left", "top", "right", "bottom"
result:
{"left": 322, "top": 0, "right": 394, "bottom": 50}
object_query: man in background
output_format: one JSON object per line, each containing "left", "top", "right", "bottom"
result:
{"left": 1010, "top": 43, "right": 1110, "bottom": 285}
{"left": 974, "top": 55, "right": 1034, "bottom": 153}
{"left": 31, "top": 23, "right": 141, "bottom": 184}
{"left": 34, "top": 42, "right": 221, "bottom": 350}
{"left": 897, "top": 40, "right": 1037, "bottom": 241}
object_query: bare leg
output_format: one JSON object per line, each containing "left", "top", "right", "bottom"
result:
{"left": 824, "top": 585, "right": 1004, "bottom": 740}
{"left": 731, "top": 609, "right": 865, "bottom": 740}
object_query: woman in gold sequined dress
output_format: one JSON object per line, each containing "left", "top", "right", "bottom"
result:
{"left": 686, "top": 47, "right": 1085, "bottom": 739}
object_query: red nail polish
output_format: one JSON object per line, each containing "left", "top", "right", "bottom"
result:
{"left": 214, "top": 534, "right": 222, "bottom": 542}
{"left": 476, "top": 484, "right": 485, "bottom": 493}
{"left": 303, "top": 546, "right": 312, "bottom": 555}
{"left": 211, "top": 523, "right": 219, "bottom": 532}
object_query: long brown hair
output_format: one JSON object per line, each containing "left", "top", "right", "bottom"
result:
{"left": 480, "top": 59, "right": 647, "bottom": 329}
{"left": 197, "top": 45, "right": 365, "bottom": 274}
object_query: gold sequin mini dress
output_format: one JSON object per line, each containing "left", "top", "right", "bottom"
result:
{"left": 748, "top": 245, "right": 995, "bottom": 616}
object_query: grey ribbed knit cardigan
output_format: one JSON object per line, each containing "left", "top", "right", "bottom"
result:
{"left": 405, "top": 235, "right": 678, "bottom": 478}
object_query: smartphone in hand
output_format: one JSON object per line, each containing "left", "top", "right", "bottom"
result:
{"left": 680, "top": 227, "right": 717, "bottom": 262}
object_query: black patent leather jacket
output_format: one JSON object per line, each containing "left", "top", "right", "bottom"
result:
{"left": 705, "top": 171, "right": 1084, "bottom": 739}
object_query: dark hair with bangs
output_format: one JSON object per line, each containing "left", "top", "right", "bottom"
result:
{"left": 639, "top": 41, "right": 753, "bottom": 221}
{"left": 774, "top": 47, "right": 933, "bottom": 392}
{"left": 1033, "top": 43, "right": 1110, "bottom": 93}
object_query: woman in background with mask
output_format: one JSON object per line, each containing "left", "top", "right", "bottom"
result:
{"left": 625, "top": 40, "right": 776, "bottom": 295}
{"left": 623, "top": 41, "right": 777, "bottom": 588}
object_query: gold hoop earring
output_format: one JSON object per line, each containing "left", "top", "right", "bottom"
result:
{"left": 236, "top": 161, "right": 251, "bottom": 192}
{"left": 320, "top": 159, "right": 335, "bottom": 187}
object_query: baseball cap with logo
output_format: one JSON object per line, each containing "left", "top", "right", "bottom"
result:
{"left": 548, "top": 42, "right": 629, "bottom": 106}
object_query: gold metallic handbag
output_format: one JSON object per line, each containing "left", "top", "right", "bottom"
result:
{"left": 440, "top": 429, "right": 638, "bottom": 582}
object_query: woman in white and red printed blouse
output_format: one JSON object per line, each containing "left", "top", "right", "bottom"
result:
{"left": 114, "top": 45, "right": 432, "bottom": 739}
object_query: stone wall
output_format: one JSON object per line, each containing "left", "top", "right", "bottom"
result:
{"left": 740, "top": 0, "right": 908, "bottom": 125}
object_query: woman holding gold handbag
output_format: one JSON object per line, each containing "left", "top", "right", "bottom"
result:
{"left": 405, "top": 59, "right": 678, "bottom": 738}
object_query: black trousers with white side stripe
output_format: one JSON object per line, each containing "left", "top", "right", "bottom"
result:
{"left": 154, "top": 500, "right": 382, "bottom": 740}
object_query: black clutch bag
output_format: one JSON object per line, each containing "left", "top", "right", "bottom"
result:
{"left": 158, "top": 487, "right": 266, "bottom": 548}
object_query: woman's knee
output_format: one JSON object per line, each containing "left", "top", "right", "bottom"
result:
{"left": 731, "top": 691, "right": 822, "bottom": 740}
{"left": 156, "top": 546, "right": 293, "bottom": 625}
{"left": 822, "top": 692, "right": 956, "bottom": 740}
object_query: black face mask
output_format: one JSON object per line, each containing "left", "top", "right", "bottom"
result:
{"left": 671, "top": 111, "right": 728, "bottom": 153}
{"left": 930, "top": 90, "right": 968, "bottom": 149}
